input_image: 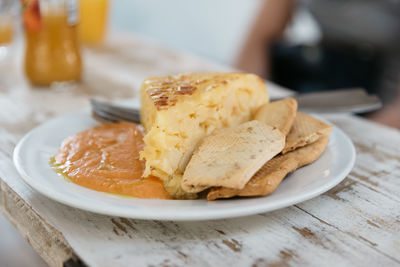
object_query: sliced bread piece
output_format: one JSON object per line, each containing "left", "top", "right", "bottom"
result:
{"left": 282, "top": 112, "right": 333, "bottom": 154}
{"left": 255, "top": 98, "right": 297, "bottom": 136}
{"left": 207, "top": 135, "right": 330, "bottom": 200}
{"left": 181, "top": 120, "right": 285, "bottom": 193}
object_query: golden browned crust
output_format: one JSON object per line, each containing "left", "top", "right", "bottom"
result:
{"left": 142, "top": 73, "right": 241, "bottom": 110}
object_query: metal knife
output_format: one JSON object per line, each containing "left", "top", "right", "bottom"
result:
{"left": 287, "top": 88, "right": 382, "bottom": 113}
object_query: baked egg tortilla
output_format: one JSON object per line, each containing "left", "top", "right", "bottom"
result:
{"left": 140, "top": 72, "right": 269, "bottom": 198}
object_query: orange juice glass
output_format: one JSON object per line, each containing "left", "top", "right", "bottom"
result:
{"left": 78, "top": 0, "right": 109, "bottom": 45}
{"left": 22, "top": 0, "right": 82, "bottom": 86}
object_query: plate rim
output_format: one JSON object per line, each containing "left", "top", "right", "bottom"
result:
{"left": 13, "top": 111, "right": 356, "bottom": 221}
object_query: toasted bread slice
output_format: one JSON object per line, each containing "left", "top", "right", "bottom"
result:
{"left": 255, "top": 98, "right": 297, "bottom": 136}
{"left": 282, "top": 113, "right": 333, "bottom": 154}
{"left": 181, "top": 120, "right": 285, "bottom": 193}
{"left": 207, "top": 135, "right": 330, "bottom": 200}
{"left": 140, "top": 72, "right": 268, "bottom": 198}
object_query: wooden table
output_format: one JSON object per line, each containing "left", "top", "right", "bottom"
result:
{"left": 1, "top": 34, "right": 400, "bottom": 267}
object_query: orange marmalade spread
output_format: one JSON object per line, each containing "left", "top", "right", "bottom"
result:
{"left": 53, "top": 122, "right": 172, "bottom": 199}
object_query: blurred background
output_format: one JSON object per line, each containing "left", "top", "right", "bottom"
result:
{"left": 111, "top": 0, "right": 262, "bottom": 65}
{"left": 0, "top": 0, "right": 399, "bottom": 266}
{"left": 109, "top": 0, "right": 400, "bottom": 127}
{"left": 1, "top": 0, "right": 398, "bottom": 124}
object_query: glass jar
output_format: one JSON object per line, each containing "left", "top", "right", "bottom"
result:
{"left": 22, "top": 0, "right": 82, "bottom": 86}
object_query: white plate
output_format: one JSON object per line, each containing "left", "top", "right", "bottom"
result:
{"left": 13, "top": 104, "right": 355, "bottom": 221}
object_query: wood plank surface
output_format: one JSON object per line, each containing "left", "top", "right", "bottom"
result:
{"left": 0, "top": 34, "right": 399, "bottom": 267}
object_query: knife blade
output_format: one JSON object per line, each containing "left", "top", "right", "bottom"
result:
{"left": 272, "top": 88, "right": 382, "bottom": 113}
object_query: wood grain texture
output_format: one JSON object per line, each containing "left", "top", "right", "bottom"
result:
{"left": 0, "top": 181, "right": 80, "bottom": 267}
{"left": 0, "top": 34, "right": 399, "bottom": 267}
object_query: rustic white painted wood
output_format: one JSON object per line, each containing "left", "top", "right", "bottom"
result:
{"left": 1, "top": 34, "right": 400, "bottom": 267}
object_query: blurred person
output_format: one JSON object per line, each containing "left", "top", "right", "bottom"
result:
{"left": 236, "top": 0, "right": 400, "bottom": 128}
{"left": 368, "top": 82, "right": 400, "bottom": 129}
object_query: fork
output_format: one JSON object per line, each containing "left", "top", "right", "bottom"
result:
{"left": 91, "top": 99, "right": 140, "bottom": 123}
{"left": 91, "top": 88, "right": 381, "bottom": 124}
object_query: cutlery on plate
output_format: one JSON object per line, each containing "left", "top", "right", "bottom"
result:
{"left": 292, "top": 88, "right": 381, "bottom": 113}
{"left": 91, "top": 88, "right": 381, "bottom": 124}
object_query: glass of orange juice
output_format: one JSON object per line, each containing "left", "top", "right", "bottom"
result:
{"left": 78, "top": 0, "right": 109, "bottom": 45}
